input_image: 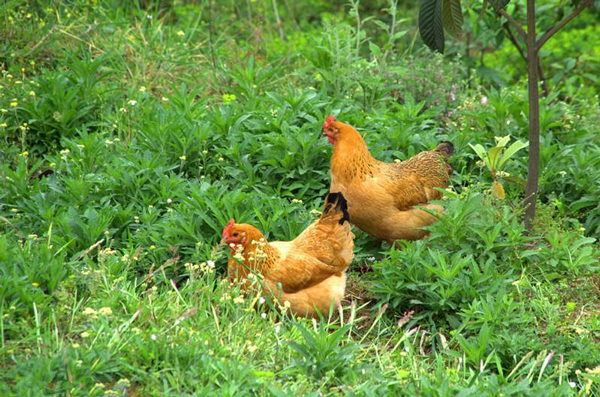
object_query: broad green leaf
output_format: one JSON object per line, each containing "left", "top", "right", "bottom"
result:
{"left": 498, "top": 140, "right": 528, "bottom": 169}
{"left": 469, "top": 143, "right": 491, "bottom": 169}
{"left": 392, "top": 30, "right": 409, "bottom": 40}
{"left": 419, "top": 0, "right": 445, "bottom": 53}
{"left": 442, "top": 0, "right": 463, "bottom": 38}
{"left": 488, "top": 146, "right": 503, "bottom": 170}
{"left": 369, "top": 42, "right": 382, "bottom": 58}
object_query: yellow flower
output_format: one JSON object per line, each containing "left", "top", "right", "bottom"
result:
{"left": 31, "top": 282, "right": 39, "bottom": 287}
{"left": 233, "top": 296, "right": 245, "bottom": 304}
{"left": 29, "top": 91, "right": 35, "bottom": 96}
{"left": 81, "top": 331, "right": 90, "bottom": 338}
{"left": 99, "top": 307, "right": 113, "bottom": 316}
{"left": 82, "top": 307, "right": 98, "bottom": 316}
{"left": 21, "top": 151, "right": 28, "bottom": 157}
{"left": 139, "top": 86, "right": 146, "bottom": 92}
{"left": 10, "top": 102, "right": 18, "bottom": 107}
{"left": 150, "top": 245, "right": 156, "bottom": 250}
{"left": 161, "top": 96, "right": 169, "bottom": 102}
{"left": 50, "top": 162, "right": 56, "bottom": 167}
{"left": 177, "top": 30, "right": 185, "bottom": 36}
{"left": 72, "top": 343, "right": 80, "bottom": 348}
{"left": 128, "top": 99, "right": 137, "bottom": 106}
{"left": 1, "top": 109, "right": 7, "bottom": 113}
{"left": 179, "top": 155, "right": 186, "bottom": 160}
{"left": 29, "top": 60, "right": 35, "bottom": 66}
{"left": 0, "top": 123, "right": 7, "bottom": 128}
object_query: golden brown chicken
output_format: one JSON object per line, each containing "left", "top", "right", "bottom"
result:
{"left": 322, "top": 115, "right": 453, "bottom": 244}
{"left": 221, "top": 192, "right": 354, "bottom": 318}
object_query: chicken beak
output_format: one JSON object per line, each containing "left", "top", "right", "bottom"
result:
{"left": 219, "top": 237, "right": 228, "bottom": 246}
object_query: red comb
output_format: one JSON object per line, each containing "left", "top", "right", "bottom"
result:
{"left": 222, "top": 219, "right": 235, "bottom": 238}
{"left": 323, "top": 114, "right": 335, "bottom": 130}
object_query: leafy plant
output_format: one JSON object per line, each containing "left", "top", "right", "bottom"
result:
{"left": 470, "top": 135, "right": 528, "bottom": 198}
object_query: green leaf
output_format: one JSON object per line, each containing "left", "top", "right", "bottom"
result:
{"left": 442, "top": 0, "right": 463, "bottom": 38}
{"left": 498, "top": 140, "right": 528, "bottom": 169}
{"left": 369, "top": 42, "right": 382, "bottom": 58}
{"left": 488, "top": 146, "right": 503, "bottom": 170}
{"left": 419, "top": 0, "right": 445, "bottom": 53}
{"left": 469, "top": 143, "right": 491, "bottom": 170}
{"left": 373, "top": 20, "right": 389, "bottom": 31}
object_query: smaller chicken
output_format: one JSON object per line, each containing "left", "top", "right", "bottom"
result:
{"left": 221, "top": 192, "right": 354, "bottom": 318}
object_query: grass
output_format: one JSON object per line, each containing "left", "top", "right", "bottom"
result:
{"left": 1, "top": 0, "right": 600, "bottom": 395}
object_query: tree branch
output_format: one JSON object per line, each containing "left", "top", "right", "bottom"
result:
{"left": 496, "top": 8, "right": 527, "bottom": 41}
{"left": 503, "top": 23, "right": 550, "bottom": 97}
{"left": 537, "top": 0, "right": 593, "bottom": 50}
{"left": 503, "top": 23, "right": 527, "bottom": 62}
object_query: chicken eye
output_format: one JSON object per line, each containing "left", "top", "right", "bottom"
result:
{"left": 232, "top": 232, "right": 239, "bottom": 237}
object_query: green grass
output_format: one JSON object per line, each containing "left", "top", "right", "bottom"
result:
{"left": 1, "top": 0, "right": 600, "bottom": 395}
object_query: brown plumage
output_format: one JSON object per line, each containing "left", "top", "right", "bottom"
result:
{"left": 322, "top": 116, "right": 453, "bottom": 243}
{"left": 221, "top": 193, "right": 354, "bottom": 318}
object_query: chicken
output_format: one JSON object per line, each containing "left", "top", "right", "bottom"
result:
{"left": 322, "top": 115, "right": 453, "bottom": 244}
{"left": 221, "top": 192, "right": 354, "bottom": 318}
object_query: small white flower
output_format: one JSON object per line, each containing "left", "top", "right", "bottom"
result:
{"left": 150, "top": 334, "right": 157, "bottom": 341}
{"left": 275, "top": 325, "right": 281, "bottom": 334}
{"left": 167, "top": 198, "right": 172, "bottom": 205}
{"left": 259, "top": 297, "right": 266, "bottom": 304}
{"left": 128, "top": 100, "right": 137, "bottom": 106}
{"left": 207, "top": 260, "right": 215, "bottom": 268}
{"left": 261, "top": 313, "right": 267, "bottom": 319}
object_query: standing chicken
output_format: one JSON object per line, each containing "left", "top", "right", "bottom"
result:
{"left": 221, "top": 192, "right": 354, "bottom": 318}
{"left": 322, "top": 115, "right": 453, "bottom": 244}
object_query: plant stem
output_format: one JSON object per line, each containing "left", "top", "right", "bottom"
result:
{"left": 271, "top": 0, "right": 285, "bottom": 40}
{"left": 524, "top": 0, "right": 539, "bottom": 231}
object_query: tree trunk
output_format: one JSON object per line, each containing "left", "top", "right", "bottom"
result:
{"left": 524, "top": 0, "right": 540, "bottom": 231}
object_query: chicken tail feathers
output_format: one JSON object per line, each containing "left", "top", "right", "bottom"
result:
{"left": 435, "top": 141, "right": 454, "bottom": 159}
{"left": 322, "top": 192, "right": 350, "bottom": 225}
